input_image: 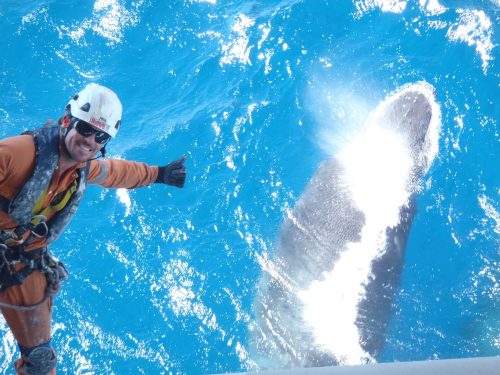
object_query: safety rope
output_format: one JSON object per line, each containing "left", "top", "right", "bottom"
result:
{"left": 0, "top": 289, "right": 55, "bottom": 312}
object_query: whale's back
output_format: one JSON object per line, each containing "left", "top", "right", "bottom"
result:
{"left": 250, "top": 82, "right": 441, "bottom": 368}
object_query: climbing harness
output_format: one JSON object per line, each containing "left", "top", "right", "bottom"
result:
{"left": 0, "top": 243, "right": 68, "bottom": 311}
{"left": 0, "top": 195, "right": 70, "bottom": 311}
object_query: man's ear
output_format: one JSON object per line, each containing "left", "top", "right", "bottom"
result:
{"left": 61, "top": 115, "right": 71, "bottom": 128}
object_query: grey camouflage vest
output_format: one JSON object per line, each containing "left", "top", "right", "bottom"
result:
{"left": 6, "top": 126, "right": 89, "bottom": 245}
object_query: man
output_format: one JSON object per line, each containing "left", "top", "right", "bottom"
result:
{"left": 0, "top": 83, "right": 186, "bottom": 374}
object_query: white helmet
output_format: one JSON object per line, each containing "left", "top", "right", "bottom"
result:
{"left": 66, "top": 83, "right": 122, "bottom": 138}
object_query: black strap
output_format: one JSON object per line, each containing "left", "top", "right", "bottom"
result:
{"left": 0, "top": 245, "right": 68, "bottom": 310}
{"left": 0, "top": 195, "right": 25, "bottom": 243}
{"left": 0, "top": 195, "right": 10, "bottom": 212}
{"left": 0, "top": 264, "right": 34, "bottom": 291}
{"left": 0, "top": 246, "right": 47, "bottom": 293}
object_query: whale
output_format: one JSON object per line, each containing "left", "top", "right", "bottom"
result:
{"left": 249, "top": 82, "right": 441, "bottom": 368}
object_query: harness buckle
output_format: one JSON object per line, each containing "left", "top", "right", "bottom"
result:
{"left": 0, "top": 227, "right": 26, "bottom": 246}
{"left": 29, "top": 215, "right": 49, "bottom": 238}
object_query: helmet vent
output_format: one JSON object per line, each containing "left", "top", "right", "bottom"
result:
{"left": 80, "top": 102, "right": 91, "bottom": 112}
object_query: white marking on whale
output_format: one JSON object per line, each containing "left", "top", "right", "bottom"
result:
{"left": 250, "top": 82, "right": 441, "bottom": 368}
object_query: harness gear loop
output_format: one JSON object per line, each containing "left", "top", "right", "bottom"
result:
{"left": 0, "top": 245, "right": 68, "bottom": 312}
{"left": 28, "top": 215, "right": 49, "bottom": 239}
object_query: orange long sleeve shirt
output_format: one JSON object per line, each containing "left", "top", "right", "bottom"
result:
{"left": 0, "top": 134, "right": 159, "bottom": 250}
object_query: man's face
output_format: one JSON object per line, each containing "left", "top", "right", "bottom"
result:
{"left": 64, "top": 127, "right": 103, "bottom": 162}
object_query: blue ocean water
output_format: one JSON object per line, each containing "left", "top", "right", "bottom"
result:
{"left": 0, "top": 0, "right": 498, "bottom": 374}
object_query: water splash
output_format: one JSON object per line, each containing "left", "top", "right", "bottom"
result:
{"left": 446, "top": 9, "right": 495, "bottom": 74}
{"left": 298, "top": 82, "right": 441, "bottom": 364}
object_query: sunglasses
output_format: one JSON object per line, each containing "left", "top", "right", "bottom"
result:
{"left": 74, "top": 120, "right": 111, "bottom": 145}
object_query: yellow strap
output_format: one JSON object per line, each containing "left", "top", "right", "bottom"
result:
{"left": 48, "top": 181, "right": 78, "bottom": 212}
{"left": 31, "top": 186, "right": 49, "bottom": 218}
{"left": 30, "top": 180, "right": 78, "bottom": 225}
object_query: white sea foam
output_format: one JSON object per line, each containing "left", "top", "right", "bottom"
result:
{"left": 478, "top": 194, "right": 500, "bottom": 235}
{"left": 354, "top": 0, "right": 408, "bottom": 17}
{"left": 57, "top": 0, "right": 143, "bottom": 46}
{"left": 354, "top": 0, "right": 447, "bottom": 16}
{"left": 446, "top": 9, "right": 494, "bottom": 73}
{"left": 220, "top": 14, "right": 255, "bottom": 66}
{"left": 418, "top": 0, "right": 446, "bottom": 15}
{"left": 149, "top": 256, "right": 228, "bottom": 343}
{"left": 352, "top": 1, "right": 495, "bottom": 73}
{"left": 0, "top": 322, "right": 15, "bottom": 371}
{"left": 92, "top": 0, "right": 140, "bottom": 44}
{"left": 116, "top": 188, "right": 132, "bottom": 217}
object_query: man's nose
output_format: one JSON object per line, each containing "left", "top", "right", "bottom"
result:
{"left": 84, "top": 133, "right": 98, "bottom": 144}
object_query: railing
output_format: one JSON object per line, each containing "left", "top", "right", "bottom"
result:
{"left": 221, "top": 356, "right": 499, "bottom": 375}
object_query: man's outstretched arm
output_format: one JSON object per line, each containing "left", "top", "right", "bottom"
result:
{"left": 87, "top": 157, "right": 186, "bottom": 189}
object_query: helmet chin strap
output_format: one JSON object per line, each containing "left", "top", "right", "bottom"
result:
{"left": 89, "top": 146, "right": 106, "bottom": 160}
{"left": 61, "top": 125, "right": 74, "bottom": 162}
